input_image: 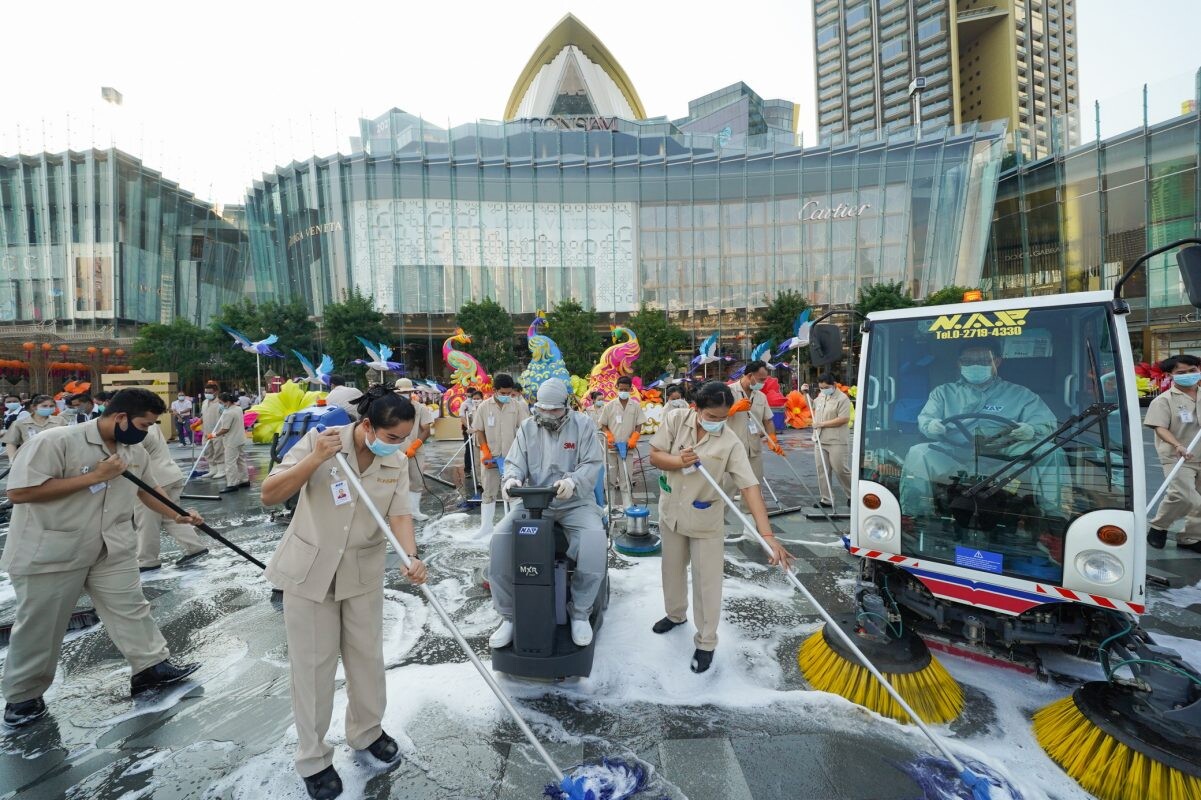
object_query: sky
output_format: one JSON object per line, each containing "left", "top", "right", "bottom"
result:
{"left": 1, "top": 0, "right": 1198, "bottom": 204}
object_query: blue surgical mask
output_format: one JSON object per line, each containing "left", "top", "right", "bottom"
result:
{"left": 618, "top": 391, "right": 630, "bottom": 401}
{"left": 1174, "top": 372, "right": 1201, "bottom": 388}
{"left": 699, "top": 418, "right": 725, "bottom": 434}
{"left": 366, "top": 430, "right": 401, "bottom": 457}
{"left": 35, "top": 407, "right": 53, "bottom": 417}
{"left": 496, "top": 394, "right": 511, "bottom": 404}
{"left": 5, "top": 402, "right": 19, "bottom": 412}
{"left": 750, "top": 381, "right": 765, "bottom": 391}
{"left": 204, "top": 393, "right": 214, "bottom": 400}
{"left": 821, "top": 387, "right": 835, "bottom": 396}
{"left": 961, "top": 365, "right": 993, "bottom": 385}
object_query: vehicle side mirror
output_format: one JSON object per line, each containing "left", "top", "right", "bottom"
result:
{"left": 1178, "top": 245, "right": 1201, "bottom": 308}
{"left": 809, "top": 324, "right": 843, "bottom": 366}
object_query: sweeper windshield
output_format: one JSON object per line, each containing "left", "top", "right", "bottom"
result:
{"left": 858, "top": 301, "right": 1132, "bottom": 585}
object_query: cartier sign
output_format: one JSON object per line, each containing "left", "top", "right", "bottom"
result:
{"left": 798, "top": 200, "right": 873, "bottom": 222}
{"left": 525, "top": 116, "right": 617, "bottom": 132}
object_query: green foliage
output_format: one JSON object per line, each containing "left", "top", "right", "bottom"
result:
{"left": 322, "top": 288, "right": 392, "bottom": 382}
{"left": 855, "top": 281, "right": 917, "bottom": 316}
{"left": 131, "top": 319, "right": 214, "bottom": 389}
{"left": 457, "top": 297, "right": 517, "bottom": 374}
{"left": 922, "top": 285, "right": 981, "bottom": 306}
{"left": 755, "top": 290, "right": 811, "bottom": 353}
{"left": 626, "top": 304, "right": 688, "bottom": 382}
{"left": 544, "top": 299, "right": 602, "bottom": 377}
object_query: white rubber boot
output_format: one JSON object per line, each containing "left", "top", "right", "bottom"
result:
{"left": 410, "top": 491, "right": 429, "bottom": 521}
{"left": 476, "top": 502, "right": 496, "bottom": 539}
{"left": 489, "top": 619, "right": 514, "bottom": 648}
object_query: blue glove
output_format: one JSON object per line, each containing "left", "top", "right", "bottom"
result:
{"left": 494, "top": 455, "right": 505, "bottom": 473}
{"left": 615, "top": 442, "right": 628, "bottom": 460}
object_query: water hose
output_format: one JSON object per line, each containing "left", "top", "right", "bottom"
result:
{"left": 693, "top": 461, "right": 992, "bottom": 800}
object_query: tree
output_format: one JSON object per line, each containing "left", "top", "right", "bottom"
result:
{"left": 132, "top": 319, "right": 214, "bottom": 389}
{"left": 855, "top": 281, "right": 917, "bottom": 317}
{"left": 922, "top": 285, "right": 981, "bottom": 306}
{"left": 626, "top": 304, "right": 688, "bottom": 382}
{"left": 321, "top": 288, "right": 391, "bottom": 382}
{"left": 457, "top": 297, "right": 517, "bottom": 374}
{"left": 755, "top": 290, "right": 811, "bottom": 352}
{"left": 544, "top": 299, "right": 603, "bottom": 377}
{"left": 208, "top": 298, "right": 315, "bottom": 388}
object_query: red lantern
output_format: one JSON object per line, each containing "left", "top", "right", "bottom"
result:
{"left": 87, "top": 346, "right": 98, "bottom": 355}
{"left": 102, "top": 348, "right": 111, "bottom": 356}
{"left": 57, "top": 344, "right": 69, "bottom": 354}
{"left": 115, "top": 348, "right": 125, "bottom": 357}
{"left": 22, "top": 342, "right": 34, "bottom": 352}
{"left": 41, "top": 343, "right": 51, "bottom": 352}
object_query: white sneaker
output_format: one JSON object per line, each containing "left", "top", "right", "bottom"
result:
{"left": 489, "top": 620, "right": 514, "bottom": 648}
{"left": 570, "top": 619, "right": 593, "bottom": 647}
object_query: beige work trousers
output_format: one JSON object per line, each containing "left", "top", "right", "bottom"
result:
{"left": 135, "top": 479, "right": 209, "bottom": 568}
{"left": 659, "top": 521, "right": 726, "bottom": 651}
{"left": 1151, "top": 460, "right": 1201, "bottom": 544}
{"left": 481, "top": 463, "right": 503, "bottom": 502}
{"left": 283, "top": 587, "right": 386, "bottom": 778}
{"left": 204, "top": 436, "right": 225, "bottom": 478}
{"left": 223, "top": 438, "right": 249, "bottom": 489}
{"left": 407, "top": 452, "right": 422, "bottom": 495}
{"left": 606, "top": 450, "right": 636, "bottom": 498}
{"left": 816, "top": 442, "right": 852, "bottom": 504}
{"left": 2, "top": 545, "right": 170, "bottom": 703}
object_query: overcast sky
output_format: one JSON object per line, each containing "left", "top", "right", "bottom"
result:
{"left": 1, "top": 0, "right": 1198, "bottom": 203}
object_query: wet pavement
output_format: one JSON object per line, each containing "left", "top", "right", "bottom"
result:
{"left": 0, "top": 428, "right": 1197, "bottom": 799}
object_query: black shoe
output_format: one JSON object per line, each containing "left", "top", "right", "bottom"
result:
{"left": 303, "top": 765, "right": 343, "bottom": 800}
{"left": 236, "top": 481, "right": 250, "bottom": 490}
{"left": 130, "top": 659, "right": 200, "bottom": 695}
{"left": 139, "top": 564, "right": 161, "bottom": 573}
{"left": 219, "top": 486, "right": 239, "bottom": 494}
{"left": 1177, "top": 539, "right": 1201, "bottom": 553}
{"left": 814, "top": 500, "right": 834, "bottom": 508}
{"left": 690, "top": 648, "right": 714, "bottom": 674}
{"left": 652, "top": 616, "right": 687, "bottom": 634}
{"left": 366, "top": 731, "right": 401, "bottom": 764}
{"left": 1149, "top": 528, "right": 1167, "bottom": 549}
{"left": 176, "top": 549, "right": 209, "bottom": 567}
{"left": 3, "top": 697, "right": 46, "bottom": 728}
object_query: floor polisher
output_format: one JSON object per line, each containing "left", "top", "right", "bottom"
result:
{"left": 611, "top": 442, "right": 661, "bottom": 556}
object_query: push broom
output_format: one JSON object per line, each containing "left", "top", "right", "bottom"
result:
{"left": 694, "top": 461, "right": 992, "bottom": 800}
{"left": 334, "top": 453, "right": 644, "bottom": 800}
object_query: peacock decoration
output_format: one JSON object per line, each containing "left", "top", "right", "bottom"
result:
{"left": 442, "top": 327, "right": 491, "bottom": 416}
{"left": 519, "top": 311, "right": 572, "bottom": 403}
{"left": 587, "top": 325, "right": 641, "bottom": 401}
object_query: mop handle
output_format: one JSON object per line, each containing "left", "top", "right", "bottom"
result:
{"left": 1147, "top": 425, "right": 1201, "bottom": 513}
{"left": 693, "top": 462, "right": 968, "bottom": 774}
{"left": 183, "top": 437, "right": 211, "bottom": 486}
{"left": 333, "top": 453, "right": 565, "bottom": 784}
{"left": 434, "top": 437, "right": 468, "bottom": 479}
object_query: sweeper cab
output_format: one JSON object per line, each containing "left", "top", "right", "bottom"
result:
{"left": 490, "top": 485, "right": 610, "bottom": 680}
{"left": 827, "top": 238, "right": 1201, "bottom": 800}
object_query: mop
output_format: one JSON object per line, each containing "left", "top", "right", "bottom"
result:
{"left": 694, "top": 461, "right": 994, "bottom": 800}
{"left": 334, "top": 453, "right": 643, "bottom": 800}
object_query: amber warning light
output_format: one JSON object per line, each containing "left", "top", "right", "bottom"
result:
{"left": 962, "top": 290, "right": 983, "bottom": 302}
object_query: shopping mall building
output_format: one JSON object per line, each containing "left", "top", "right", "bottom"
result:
{"left": 0, "top": 15, "right": 1198, "bottom": 368}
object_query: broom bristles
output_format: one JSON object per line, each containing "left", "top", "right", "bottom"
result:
{"left": 1033, "top": 695, "right": 1201, "bottom": 800}
{"left": 797, "top": 627, "right": 964, "bottom": 725}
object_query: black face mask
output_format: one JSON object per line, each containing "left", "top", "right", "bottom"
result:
{"left": 114, "top": 417, "right": 149, "bottom": 445}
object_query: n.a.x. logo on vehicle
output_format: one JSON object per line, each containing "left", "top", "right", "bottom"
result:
{"left": 928, "top": 309, "right": 1028, "bottom": 340}
{"left": 517, "top": 526, "right": 538, "bottom": 536}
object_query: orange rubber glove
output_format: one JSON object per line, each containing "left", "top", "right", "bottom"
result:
{"left": 479, "top": 442, "right": 493, "bottom": 464}
{"left": 768, "top": 434, "right": 785, "bottom": 456}
{"left": 405, "top": 439, "right": 423, "bottom": 458}
{"left": 728, "top": 398, "right": 752, "bottom": 416}
{"left": 627, "top": 431, "right": 641, "bottom": 449}
{"left": 604, "top": 429, "right": 616, "bottom": 447}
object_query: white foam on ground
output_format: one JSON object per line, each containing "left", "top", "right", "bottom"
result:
{"left": 1150, "top": 579, "right": 1201, "bottom": 611}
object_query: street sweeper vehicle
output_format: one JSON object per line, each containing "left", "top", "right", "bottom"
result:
{"left": 797, "top": 238, "right": 1201, "bottom": 800}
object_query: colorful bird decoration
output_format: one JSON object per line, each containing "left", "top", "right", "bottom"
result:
{"left": 588, "top": 326, "right": 641, "bottom": 401}
{"left": 220, "top": 324, "right": 284, "bottom": 358}
{"left": 774, "top": 309, "right": 813, "bottom": 358}
{"left": 353, "top": 337, "right": 405, "bottom": 374}
{"left": 689, "top": 331, "right": 730, "bottom": 373}
{"left": 520, "top": 311, "right": 572, "bottom": 403}
{"left": 292, "top": 350, "right": 334, "bottom": 387}
{"left": 731, "top": 339, "right": 780, "bottom": 379}
{"left": 442, "top": 328, "right": 491, "bottom": 416}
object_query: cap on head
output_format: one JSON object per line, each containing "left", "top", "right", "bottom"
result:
{"left": 534, "top": 379, "right": 569, "bottom": 409}
{"left": 393, "top": 378, "right": 415, "bottom": 393}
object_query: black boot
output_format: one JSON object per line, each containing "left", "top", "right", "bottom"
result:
{"left": 130, "top": 659, "right": 200, "bottom": 695}
{"left": 652, "top": 617, "right": 687, "bottom": 634}
{"left": 303, "top": 765, "right": 343, "bottom": 800}
{"left": 366, "top": 731, "right": 401, "bottom": 764}
{"left": 3, "top": 697, "right": 46, "bottom": 727}
{"left": 690, "top": 648, "right": 714, "bottom": 673}
{"left": 1148, "top": 528, "right": 1168, "bottom": 549}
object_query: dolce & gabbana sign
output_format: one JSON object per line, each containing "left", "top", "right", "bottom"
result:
{"left": 798, "top": 200, "right": 873, "bottom": 222}
{"left": 523, "top": 116, "right": 618, "bottom": 132}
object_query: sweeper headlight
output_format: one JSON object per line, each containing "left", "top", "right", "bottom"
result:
{"left": 1074, "top": 549, "right": 1125, "bottom": 584}
{"left": 863, "top": 515, "right": 894, "bottom": 543}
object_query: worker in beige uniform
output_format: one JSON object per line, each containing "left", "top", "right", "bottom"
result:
{"left": 585, "top": 391, "right": 605, "bottom": 426}
{"left": 470, "top": 373, "right": 529, "bottom": 538}
{"left": 200, "top": 382, "right": 225, "bottom": 480}
{"left": 1145, "top": 354, "right": 1201, "bottom": 551}
{"left": 3, "top": 394, "right": 66, "bottom": 462}
{"left": 211, "top": 391, "right": 249, "bottom": 493}
{"left": 725, "top": 360, "right": 784, "bottom": 487}
{"left": 393, "top": 378, "right": 433, "bottom": 521}
{"left": 262, "top": 387, "right": 427, "bottom": 800}
{"left": 650, "top": 382, "right": 792, "bottom": 673}
{"left": 599, "top": 375, "right": 647, "bottom": 510}
{"left": 807, "top": 373, "right": 853, "bottom": 508}
{"left": 1, "top": 389, "right": 203, "bottom": 728}
{"left": 135, "top": 425, "right": 210, "bottom": 571}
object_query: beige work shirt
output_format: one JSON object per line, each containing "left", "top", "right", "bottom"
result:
{"left": 812, "top": 389, "right": 852, "bottom": 446}
{"left": 1145, "top": 385, "right": 1201, "bottom": 464}
{"left": 726, "top": 381, "right": 774, "bottom": 457}
{"left": 213, "top": 405, "right": 244, "bottom": 447}
{"left": 201, "top": 398, "right": 223, "bottom": 434}
{"left": 264, "top": 424, "right": 410, "bottom": 602}
{"left": 400, "top": 402, "right": 435, "bottom": 448}
{"left": 471, "top": 396, "right": 530, "bottom": 458}
{"left": 142, "top": 424, "right": 185, "bottom": 486}
{"left": 599, "top": 398, "right": 647, "bottom": 442}
{"left": 650, "top": 407, "right": 758, "bottom": 538}
{"left": 2, "top": 414, "right": 66, "bottom": 450}
{"left": 0, "top": 420, "right": 152, "bottom": 575}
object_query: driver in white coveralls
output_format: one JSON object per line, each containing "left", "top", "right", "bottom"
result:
{"left": 899, "top": 341, "right": 1061, "bottom": 520}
